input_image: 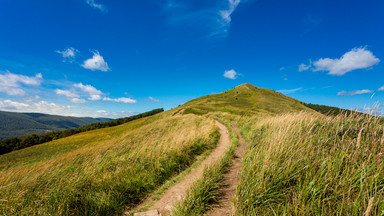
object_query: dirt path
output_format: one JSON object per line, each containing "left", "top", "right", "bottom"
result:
{"left": 129, "top": 120, "right": 231, "bottom": 216}
{"left": 205, "top": 122, "right": 246, "bottom": 216}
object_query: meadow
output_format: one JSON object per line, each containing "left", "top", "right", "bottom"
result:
{"left": 0, "top": 113, "right": 219, "bottom": 215}
{"left": 235, "top": 111, "right": 384, "bottom": 215}
{"left": 1, "top": 83, "right": 382, "bottom": 215}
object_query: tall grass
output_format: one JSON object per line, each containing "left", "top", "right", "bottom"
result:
{"left": 172, "top": 116, "right": 239, "bottom": 215}
{"left": 235, "top": 111, "right": 384, "bottom": 215}
{"left": 0, "top": 115, "right": 219, "bottom": 215}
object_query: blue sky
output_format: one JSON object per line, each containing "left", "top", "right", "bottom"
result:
{"left": 0, "top": 0, "right": 383, "bottom": 117}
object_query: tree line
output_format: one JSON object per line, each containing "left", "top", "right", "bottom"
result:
{"left": 303, "top": 103, "right": 355, "bottom": 116}
{"left": 0, "top": 108, "right": 164, "bottom": 155}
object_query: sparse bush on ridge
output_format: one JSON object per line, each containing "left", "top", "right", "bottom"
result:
{"left": 304, "top": 103, "right": 362, "bottom": 116}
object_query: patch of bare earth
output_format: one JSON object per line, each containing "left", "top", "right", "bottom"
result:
{"left": 205, "top": 122, "right": 246, "bottom": 216}
{"left": 128, "top": 120, "right": 231, "bottom": 216}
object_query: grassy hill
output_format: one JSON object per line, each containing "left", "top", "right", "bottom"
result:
{"left": 1, "top": 83, "right": 381, "bottom": 215}
{"left": 0, "top": 109, "right": 219, "bottom": 215}
{"left": 181, "top": 83, "right": 314, "bottom": 116}
{"left": 0, "top": 111, "right": 112, "bottom": 139}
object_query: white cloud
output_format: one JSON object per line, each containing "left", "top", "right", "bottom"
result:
{"left": 165, "top": 0, "right": 243, "bottom": 38}
{"left": 277, "top": 88, "right": 302, "bottom": 94}
{"left": 95, "top": 110, "right": 136, "bottom": 118}
{"left": 86, "top": 0, "right": 106, "bottom": 12}
{"left": 55, "top": 89, "right": 79, "bottom": 98}
{"left": 299, "top": 47, "right": 380, "bottom": 76}
{"left": 0, "top": 98, "right": 72, "bottom": 115}
{"left": 219, "top": 0, "right": 241, "bottom": 25}
{"left": 378, "top": 86, "right": 384, "bottom": 91}
{"left": 0, "top": 71, "right": 43, "bottom": 96}
{"left": 0, "top": 99, "right": 29, "bottom": 110}
{"left": 81, "top": 51, "right": 110, "bottom": 72}
{"left": 70, "top": 98, "right": 87, "bottom": 104}
{"left": 337, "top": 89, "right": 373, "bottom": 96}
{"left": 298, "top": 63, "right": 311, "bottom": 72}
{"left": 72, "top": 82, "right": 135, "bottom": 103}
{"left": 223, "top": 69, "right": 238, "bottom": 79}
{"left": 33, "top": 101, "right": 72, "bottom": 114}
{"left": 148, "top": 96, "right": 160, "bottom": 102}
{"left": 56, "top": 47, "right": 78, "bottom": 62}
{"left": 55, "top": 89, "right": 86, "bottom": 104}
{"left": 74, "top": 83, "right": 103, "bottom": 101}
{"left": 103, "top": 97, "right": 137, "bottom": 103}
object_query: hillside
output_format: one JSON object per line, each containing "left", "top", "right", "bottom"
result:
{"left": 0, "top": 108, "right": 219, "bottom": 215}
{"left": 181, "top": 83, "right": 314, "bottom": 115}
{"left": 0, "top": 111, "right": 112, "bottom": 139}
{"left": 1, "top": 83, "right": 380, "bottom": 216}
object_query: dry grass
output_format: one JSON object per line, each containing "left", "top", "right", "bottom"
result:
{"left": 172, "top": 118, "right": 238, "bottom": 216}
{"left": 235, "top": 111, "right": 384, "bottom": 215}
{"left": 0, "top": 114, "right": 219, "bottom": 215}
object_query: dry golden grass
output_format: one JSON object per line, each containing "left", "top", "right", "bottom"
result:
{"left": 235, "top": 111, "right": 384, "bottom": 215}
{"left": 0, "top": 114, "right": 219, "bottom": 215}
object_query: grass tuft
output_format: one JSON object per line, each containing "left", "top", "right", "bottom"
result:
{"left": 235, "top": 111, "right": 384, "bottom": 215}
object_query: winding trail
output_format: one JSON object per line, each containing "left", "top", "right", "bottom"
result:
{"left": 205, "top": 122, "right": 246, "bottom": 216}
{"left": 130, "top": 120, "right": 231, "bottom": 216}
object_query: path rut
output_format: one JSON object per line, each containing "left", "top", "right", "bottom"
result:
{"left": 205, "top": 122, "right": 246, "bottom": 216}
{"left": 129, "top": 120, "right": 231, "bottom": 216}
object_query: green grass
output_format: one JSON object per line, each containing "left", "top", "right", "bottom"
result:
{"left": 235, "top": 111, "right": 384, "bottom": 215}
{"left": 181, "top": 83, "right": 314, "bottom": 116}
{"left": 0, "top": 110, "right": 111, "bottom": 139}
{"left": 2, "top": 83, "right": 381, "bottom": 215}
{"left": 128, "top": 141, "right": 219, "bottom": 215}
{"left": 0, "top": 114, "right": 219, "bottom": 215}
{"left": 172, "top": 117, "right": 239, "bottom": 215}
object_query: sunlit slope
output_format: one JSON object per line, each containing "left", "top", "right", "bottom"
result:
{"left": 181, "top": 83, "right": 314, "bottom": 115}
{"left": 235, "top": 112, "right": 384, "bottom": 215}
{"left": 0, "top": 112, "right": 219, "bottom": 215}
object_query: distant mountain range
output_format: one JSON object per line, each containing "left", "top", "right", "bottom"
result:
{"left": 0, "top": 111, "right": 112, "bottom": 139}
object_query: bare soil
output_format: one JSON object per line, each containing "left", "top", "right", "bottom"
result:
{"left": 205, "top": 122, "right": 246, "bottom": 216}
{"left": 128, "top": 121, "right": 231, "bottom": 215}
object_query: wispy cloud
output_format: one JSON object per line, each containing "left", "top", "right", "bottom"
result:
{"left": 103, "top": 97, "right": 137, "bottom": 103}
{"left": 219, "top": 0, "right": 240, "bottom": 25}
{"left": 55, "top": 89, "right": 86, "bottom": 104}
{"left": 56, "top": 47, "right": 78, "bottom": 63}
{"left": 82, "top": 51, "right": 110, "bottom": 72}
{"left": 0, "top": 98, "right": 72, "bottom": 115}
{"left": 300, "top": 14, "right": 321, "bottom": 38}
{"left": 378, "top": 86, "right": 384, "bottom": 91}
{"left": 58, "top": 82, "right": 136, "bottom": 104}
{"left": 337, "top": 89, "right": 373, "bottom": 96}
{"left": 95, "top": 110, "right": 137, "bottom": 118}
{"left": 299, "top": 47, "right": 380, "bottom": 76}
{"left": 147, "top": 96, "right": 160, "bottom": 102}
{"left": 223, "top": 69, "right": 238, "bottom": 79}
{"left": 0, "top": 71, "right": 43, "bottom": 96}
{"left": 298, "top": 63, "right": 311, "bottom": 72}
{"left": 0, "top": 99, "right": 29, "bottom": 110}
{"left": 74, "top": 83, "right": 103, "bottom": 101}
{"left": 165, "top": 0, "right": 244, "bottom": 38}
{"left": 277, "top": 87, "right": 302, "bottom": 94}
{"left": 86, "top": 0, "right": 106, "bottom": 12}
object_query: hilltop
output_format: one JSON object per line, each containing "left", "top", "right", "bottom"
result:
{"left": 0, "top": 111, "right": 112, "bottom": 139}
{"left": 1, "top": 83, "right": 380, "bottom": 216}
{"left": 181, "top": 83, "right": 314, "bottom": 115}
